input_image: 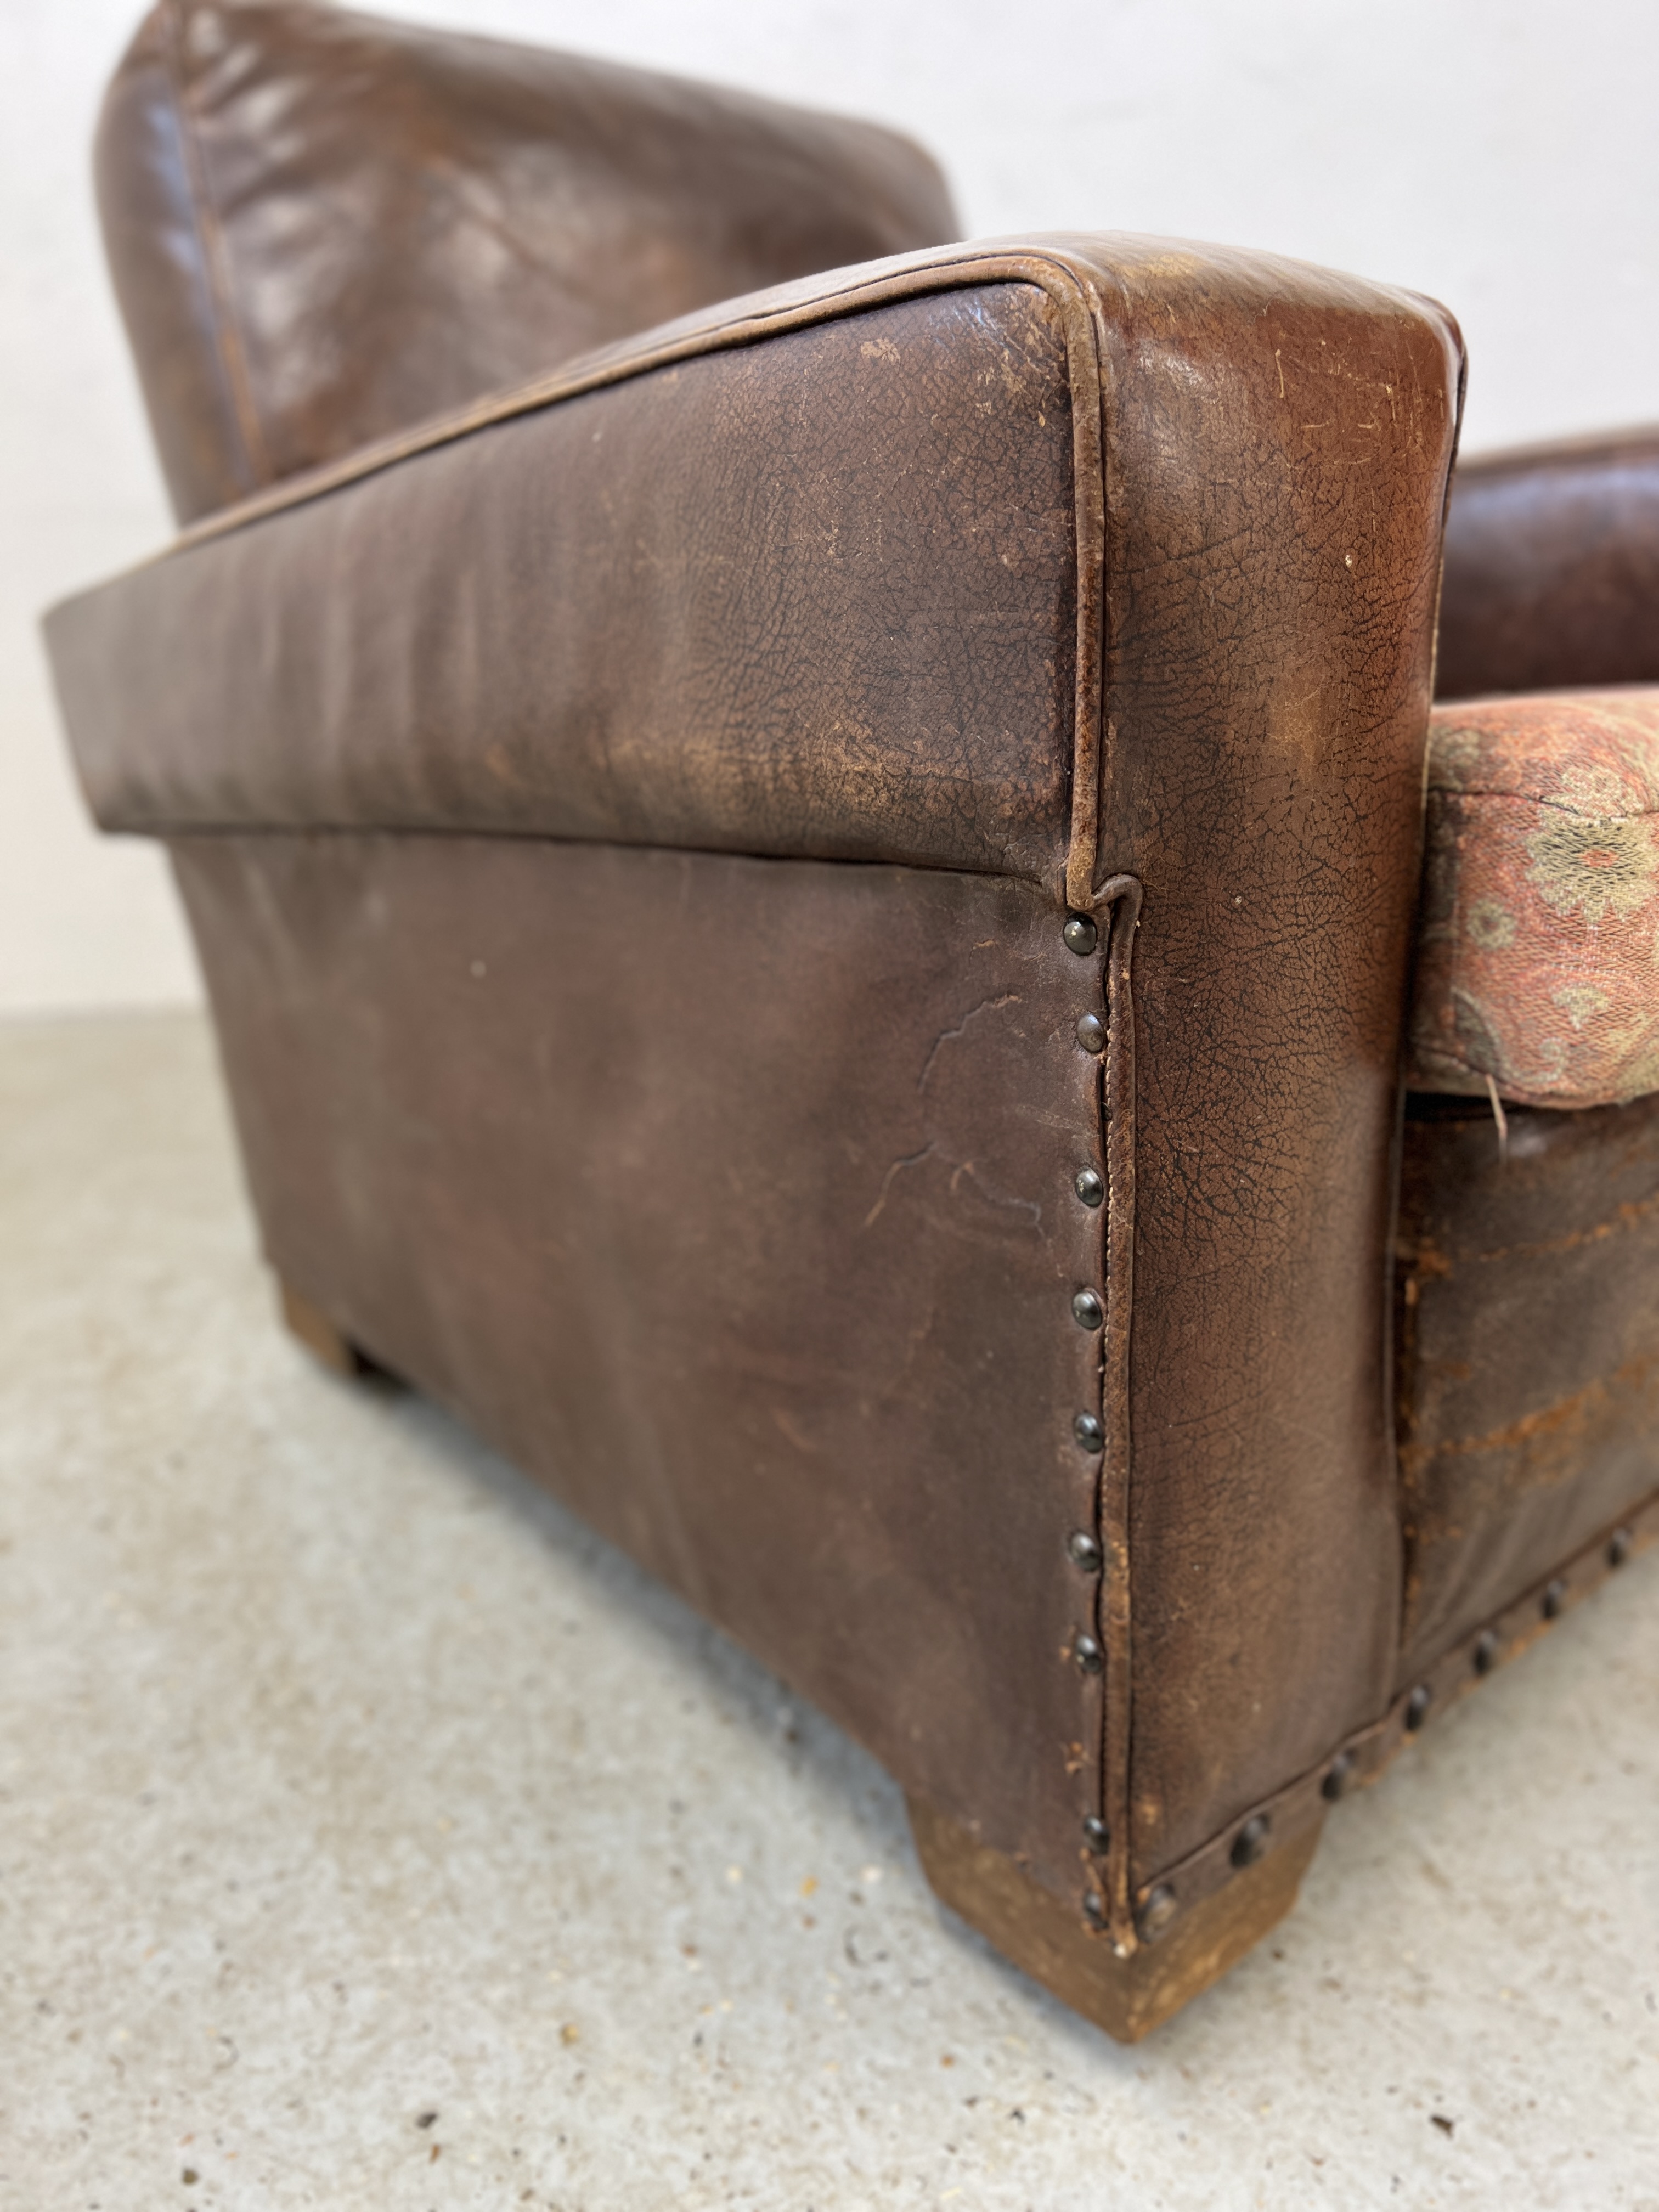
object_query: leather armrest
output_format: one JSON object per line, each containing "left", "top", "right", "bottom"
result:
{"left": 46, "top": 250, "right": 1087, "bottom": 882}
{"left": 1438, "top": 427, "right": 1659, "bottom": 698}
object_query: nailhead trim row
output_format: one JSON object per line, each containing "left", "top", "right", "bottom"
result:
{"left": 1119, "top": 1491, "right": 1658, "bottom": 1938}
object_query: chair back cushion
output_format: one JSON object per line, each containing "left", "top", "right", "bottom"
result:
{"left": 1437, "top": 430, "right": 1659, "bottom": 700}
{"left": 97, "top": 0, "right": 958, "bottom": 521}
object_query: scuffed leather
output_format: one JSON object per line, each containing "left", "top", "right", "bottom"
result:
{"left": 1438, "top": 427, "right": 1659, "bottom": 699}
{"left": 97, "top": 0, "right": 958, "bottom": 521}
{"left": 1396, "top": 1090, "right": 1659, "bottom": 1681}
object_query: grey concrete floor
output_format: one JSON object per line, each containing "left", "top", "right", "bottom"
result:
{"left": 2, "top": 1008, "right": 1657, "bottom": 2211}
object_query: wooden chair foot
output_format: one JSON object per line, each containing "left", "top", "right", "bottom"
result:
{"left": 278, "top": 1277, "right": 371, "bottom": 1379}
{"left": 908, "top": 1793, "right": 1322, "bottom": 2042}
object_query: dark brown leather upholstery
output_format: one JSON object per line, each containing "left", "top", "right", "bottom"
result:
{"left": 97, "top": 0, "right": 957, "bottom": 522}
{"left": 1438, "top": 427, "right": 1659, "bottom": 698}
{"left": 65, "top": 0, "right": 1659, "bottom": 2038}
{"left": 48, "top": 227, "right": 1465, "bottom": 1943}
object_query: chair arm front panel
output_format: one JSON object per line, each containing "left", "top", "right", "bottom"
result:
{"left": 1074, "top": 243, "right": 1464, "bottom": 1875}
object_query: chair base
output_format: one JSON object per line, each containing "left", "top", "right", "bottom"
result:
{"left": 908, "top": 1792, "right": 1322, "bottom": 2042}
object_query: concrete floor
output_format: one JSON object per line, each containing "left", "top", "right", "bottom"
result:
{"left": 2, "top": 1008, "right": 1656, "bottom": 2211}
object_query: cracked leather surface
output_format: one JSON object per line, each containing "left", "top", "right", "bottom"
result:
{"left": 96, "top": 0, "right": 957, "bottom": 522}
{"left": 49, "top": 280, "right": 1078, "bottom": 881}
{"left": 1395, "top": 1090, "right": 1659, "bottom": 1681}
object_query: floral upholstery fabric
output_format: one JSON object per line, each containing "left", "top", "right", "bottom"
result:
{"left": 1409, "top": 688, "right": 1659, "bottom": 1108}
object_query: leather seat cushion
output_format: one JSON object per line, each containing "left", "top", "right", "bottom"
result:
{"left": 1409, "top": 687, "right": 1659, "bottom": 1107}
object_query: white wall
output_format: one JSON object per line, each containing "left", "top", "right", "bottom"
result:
{"left": 4, "top": 0, "right": 1657, "bottom": 1013}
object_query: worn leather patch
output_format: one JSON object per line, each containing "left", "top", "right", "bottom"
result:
{"left": 173, "top": 833, "right": 1113, "bottom": 1907}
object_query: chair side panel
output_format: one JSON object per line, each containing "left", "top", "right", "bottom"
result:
{"left": 171, "top": 832, "right": 1113, "bottom": 1910}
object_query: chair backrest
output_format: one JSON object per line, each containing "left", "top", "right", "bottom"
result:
{"left": 98, "top": 0, "right": 958, "bottom": 521}
{"left": 1437, "top": 427, "right": 1659, "bottom": 698}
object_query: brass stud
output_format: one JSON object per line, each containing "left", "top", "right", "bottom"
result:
{"left": 1063, "top": 915, "right": 1099, "bottom": 956}
{"left": 1067, "top": 1530, "right": 1103, "bottom": 1572}
{"left": 1137, "top": 1884, "right": 1177, "bottom": 1943}
{"left": 1082, "top": 1889, "right": 1107, "bottom": 1926}
{"left": 1472, "top": 1629, "right": 1499, "bottom": 1675}
{"left": 1071, "top": 1288, "right": 1104, "bottom": 1330}
{"left": 1321, "top": 1750, "right": 1356, "bottom": 1802}
{"left": 1404, "top": 1684, "right": 1432, "bottom": 1732}
{"left": 1074, "top": 1167, "right": 1104, "bottom": 1208}
{"left": 1229, "top": 1813, "right": 1271, "bottom": 1869}
{"left": 1082, "top": 1814, "right": 1111, "bottom": 1854}
{"left": 1073, "top": 1633, "right": 1103, "bottom": 1675}
{"left": 1608, "top": 1526, "right": 1633, "bottom": 1567}
{"left": 1073, "top": 1412, "right": 1104, "bottom": 1453}
{"left": 1542, "top": 1577, "right": 1567, "bottom": 1621}
{"left": 1075, "top": 1012, "right": 1107, "bottom": 1054}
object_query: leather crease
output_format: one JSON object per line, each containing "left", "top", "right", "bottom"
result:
{"left": 158, "top": 0, "right": 272, "bottom": 486}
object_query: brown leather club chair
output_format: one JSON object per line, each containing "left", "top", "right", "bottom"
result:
{"left": 46, "top": 0, "right": 1658, "bottom": 2041}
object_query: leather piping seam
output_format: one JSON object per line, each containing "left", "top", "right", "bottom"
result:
{"left": 159, "top": 247, "right": 1107, "bottom": 555}
{"left": 1122, "top": 1489, "right": 1657, "bottom": 1941}
{"left": 159, "top": 0, "right": 271, "bottom": 488}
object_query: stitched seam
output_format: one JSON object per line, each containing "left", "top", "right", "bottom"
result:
{"left": 161, "top": 0, "right": 270, "bottom": 487}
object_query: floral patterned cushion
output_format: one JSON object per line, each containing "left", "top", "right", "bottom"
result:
{"left": 1409, "top": 688, "right": 1659, "bottom": 1108}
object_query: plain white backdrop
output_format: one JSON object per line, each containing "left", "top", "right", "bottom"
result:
{"left": 3, "top": 0, "right": 1657, "bottom": 1012}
